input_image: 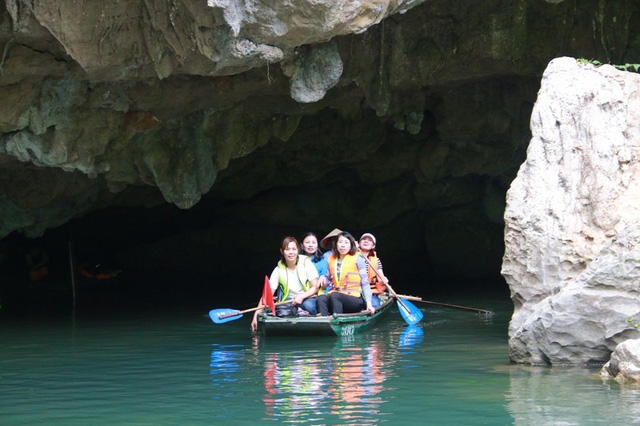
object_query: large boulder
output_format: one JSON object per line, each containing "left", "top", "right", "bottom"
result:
{"left": 502, "top": 57, "right": 640, "bottom": 365}
{"left": 601, "top": 339, "right": 640, "bottom": 382}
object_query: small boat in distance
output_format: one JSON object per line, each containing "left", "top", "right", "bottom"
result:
{"left": 257, "top": 295, "right": 395, "bottom": 337}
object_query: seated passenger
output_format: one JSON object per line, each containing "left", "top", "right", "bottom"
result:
{"left": 320, "top": 228, "right": 342, "bottom": 260}
{"left": 358, "top": 232, "right": 389, "bottom": 308}
{"left": 301, "top": 232, "right": 330, "bottom": 294}
{"left": 316, "top": 232, "right": 375, "bottom": 316}
{"left": 251, "top": 236, "right": 319, "bottom": 331}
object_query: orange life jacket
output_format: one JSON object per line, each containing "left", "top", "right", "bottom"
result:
{"left": 327, "top": 253, "right": 362, "bottom": 298}
{"left": 365, "top": 255, "right": 387, "bottom": 295}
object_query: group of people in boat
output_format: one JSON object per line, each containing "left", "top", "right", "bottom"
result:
{"left": 250, "top": 229, "right": 390, "bottom": 331}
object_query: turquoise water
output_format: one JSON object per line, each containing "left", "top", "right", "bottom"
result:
{"left": 1, "top": 295, "right": 638, "bottom": 425}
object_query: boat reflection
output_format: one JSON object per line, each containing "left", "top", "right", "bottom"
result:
{"left": 329, "top": 341, "right": 386, "bottom": 415}
{"left": 262, "top": 351, "right": 326, "bottom": 418}
{"left": 209, "top": 324, "right": 424, "bottom": 423}
{"left": 260, "top": 338, "right": 389, "bottom": 424}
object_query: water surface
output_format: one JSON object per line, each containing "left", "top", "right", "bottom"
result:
{"left": 1, "top": 295, "right": 638, "bottom": 425}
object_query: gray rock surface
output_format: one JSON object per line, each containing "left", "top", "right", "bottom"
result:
{"left": 503, "top": 57, "right": 640, "bottom": 365}
{"left": 601, "top": 339, "right": 640, "bottom": 382}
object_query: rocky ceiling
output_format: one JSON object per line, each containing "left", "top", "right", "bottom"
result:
{"left": 0, "top": 0, "right": 638, "bottom": 305}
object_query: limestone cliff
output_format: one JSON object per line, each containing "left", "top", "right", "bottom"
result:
{"left": 503, "top": 58, "right": 640, "bottom": 365}
{"left": 0, "top": 1, "right": 639, "bottom": 286}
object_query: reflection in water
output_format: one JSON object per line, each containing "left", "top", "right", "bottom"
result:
{"left": 399, "top": 325, "right": 424, "bottom": 348}
{"left": 207, "top": 325, "right": 424, "bottom": 425}
{"left": 209, "top": 344, "right": 247, "bottom": 404}
{"left": 12, "top": 297, "right": 640, "bottom": 425}
{"left": 506, "top": 366, "right": 640, "bottom": 425}
{"left": 262, "top": 351, "right": 326, "bottom": 420}
{"left": 330, "top": 342, "right": 385, "bottom": 419}
{"left": 260, "top": 339, "right": 388, "bottom": 424}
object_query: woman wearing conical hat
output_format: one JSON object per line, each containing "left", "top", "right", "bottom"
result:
{"left": 316, "top": 231, "right": 375, "bottom": 316}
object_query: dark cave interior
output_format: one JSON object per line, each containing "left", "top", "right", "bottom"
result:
{"left": 0, "top": 197, "right": 510, "bottom": 319}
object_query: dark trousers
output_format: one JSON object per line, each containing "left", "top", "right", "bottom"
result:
{"left": 317, "top": 292, "right": 365, "bottom": 316}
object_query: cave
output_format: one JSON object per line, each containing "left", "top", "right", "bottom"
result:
{"left": 0, "top": 1, "right": 638, "bottom": 317}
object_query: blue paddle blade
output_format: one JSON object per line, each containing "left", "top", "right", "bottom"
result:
{"left": 397, "top": 298, "right": 423, "bottom": 325}
{"left": 209, "top": 309, "right": 243, "bottom": 324}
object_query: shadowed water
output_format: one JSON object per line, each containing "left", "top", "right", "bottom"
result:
{"left": 1, "top": 295, "right": 639, "bottom": 425}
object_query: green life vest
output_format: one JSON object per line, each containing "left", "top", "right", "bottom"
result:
{"left": 277, "top": 255, "right": 313, "bottom": 301}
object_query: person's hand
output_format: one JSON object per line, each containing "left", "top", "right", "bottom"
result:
{"left": 318, "top": 276, "right": 327, "bottom": 288}
{"left": 251, "top": 312, "right": 259, "bottom": 332}
{"left": 366, "top": 303, "right": 376, "bottom": 315}
{"left": 292, "top": 294, "right": 304, "bottom": 305}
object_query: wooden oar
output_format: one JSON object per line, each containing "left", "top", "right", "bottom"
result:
{"left": 396, "top": 294, "right": 493, "bottom": 315}
{"left": 361, "top": 256, "right": 423, "bottom": 325}
{"left": 209, "top": 300, "right": 290, "bottom": 324}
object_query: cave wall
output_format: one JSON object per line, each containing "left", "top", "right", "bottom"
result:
{"left": 0, "top": 0, "right": 639, "bottom": 296}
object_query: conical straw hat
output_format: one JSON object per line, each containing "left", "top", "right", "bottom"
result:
{"left": 321, "top": 228, "right": 343, "bottom": 249}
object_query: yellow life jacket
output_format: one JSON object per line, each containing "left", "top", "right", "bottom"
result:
{"left": 277, "top": 255, "right": 313, "bottom": 301}
{"left": 327, "top": 253, "right": 362, "bottom": 298}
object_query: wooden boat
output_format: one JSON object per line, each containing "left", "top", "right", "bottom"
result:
{"left": 257, "top": 295, "right": 395, "bottom": 337}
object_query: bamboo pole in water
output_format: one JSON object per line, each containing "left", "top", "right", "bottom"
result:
{"left": 68, "top": 241, "right": 77, "bottom": 309}
{"left": 396, "top": 294, "right": 493, "bottom": 315}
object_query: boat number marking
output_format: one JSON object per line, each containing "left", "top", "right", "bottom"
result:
{"left": 341, "top": 325, "right": 355, "bottom": 336}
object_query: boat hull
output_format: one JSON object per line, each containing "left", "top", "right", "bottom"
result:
{"left": 258, "top": 296, "right": 395, "bottom": 337}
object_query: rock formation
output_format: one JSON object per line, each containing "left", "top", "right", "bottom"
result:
{"left": 601, "top": 339, "right": 640, "bottom": 382}
{"left": 0, "top": 1, "right": 639, "bottom": 292}
{"left": 503, "top": 58, "right": 640, "bottom": 365}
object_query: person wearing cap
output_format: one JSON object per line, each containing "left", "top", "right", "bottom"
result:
{"left": 358, "top": 233, "right": 389, "bottom": 308}
{"left": 317, "top": 231, "right": 375, "bottom": 316}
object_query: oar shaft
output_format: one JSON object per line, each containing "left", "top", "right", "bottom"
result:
{"left": 218, "top": 300, "right": 289, "bottom": 319}
{"left": 384, "top": 282, "right": 410, "bottom": 312}
{"left": 396, "top": 294, "right": 492, "bottom": 314}
{"left": 360, "top": 255, "right": 411, "bottom": 312}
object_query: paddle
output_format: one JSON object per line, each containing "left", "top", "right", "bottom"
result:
{"left": 361, "top": 256, "right": 423, "bottom": 325}
{"left": 397, "top": 294, "right": 493, "bottom": 315}
{"left": 209, "top": 300, "right": 290, "bottom": 324}
{"left": 385, "top": 282, "right": 423, "bottom": 325}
